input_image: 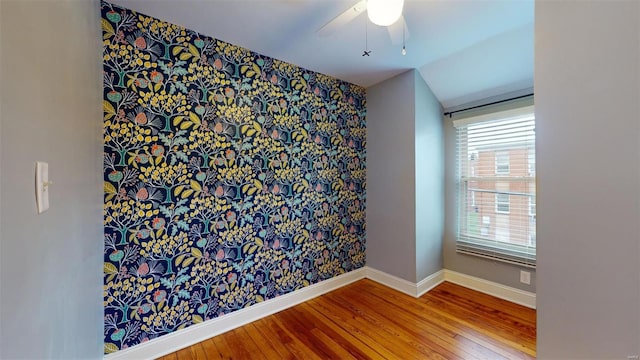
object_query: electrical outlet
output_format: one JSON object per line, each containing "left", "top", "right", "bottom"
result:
{"left": 520, "top": 270, "right": 531, "bottom": 285}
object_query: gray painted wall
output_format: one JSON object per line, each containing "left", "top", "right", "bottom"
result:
{"left": 0, "top": 1, "right": 104, "bottom": 358}
{"left": 414, "top": 71, "right": 444, "bottom": 281}
{"left": 367, "top": 70, "right": 417, "bottom": 282}
{"left": 443, "top": 96, "right": 536, "bottom": 292}
{"left": 536, "top": 1, "right": 640, "bottom": 357}
{"left": 367, "top": 69, "right": 444, "bottom": 283}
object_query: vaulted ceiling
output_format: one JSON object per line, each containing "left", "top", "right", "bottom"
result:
{"left": 109, "top": 0, "right": 534, "bottom": 108}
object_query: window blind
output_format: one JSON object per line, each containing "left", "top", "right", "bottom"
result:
{"left": 453, "top": 106, "right": 536, "bottom": 268}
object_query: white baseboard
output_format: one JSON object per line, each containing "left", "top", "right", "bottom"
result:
{"left": 364, "top": 267, "right": 445, "bottom": 298}
{"left": 416, "top": 270, "right": 446, "bottom": 297}
{"left": 104, "top": 267, "right": 366, "bottom": 360}
{"left": 362, "top": 267, "right": 535, "bottom": 308}
{"left": 364, "top": 267, "right": 420, "bottom": 297}
{"left": 443, "top": 269, "right": 536, "bottom": 309}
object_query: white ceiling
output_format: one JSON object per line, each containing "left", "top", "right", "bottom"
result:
{"left": 109, "top": 0, "right": 534, "bottom": 109}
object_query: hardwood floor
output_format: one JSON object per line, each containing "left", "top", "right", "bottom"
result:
{"left": 159, "top": 279, "right": 536, "bottom": 359}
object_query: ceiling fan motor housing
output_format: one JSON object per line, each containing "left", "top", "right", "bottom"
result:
{"left": 367, "top": 0, "right": 404, "bottom": 26}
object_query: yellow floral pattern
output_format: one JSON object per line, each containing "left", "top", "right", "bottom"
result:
{"left": 102, "top": 1, "right": 366, "bottom": 353}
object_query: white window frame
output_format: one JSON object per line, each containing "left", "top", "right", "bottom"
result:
{"left": 495, "top": 193, "right": 510, "bottom": 214}
{"left": 495, "top": 151, "right": 510, "bottom": 175}
{"left": 454, "top": 105, "right": 536, "bottom": 268}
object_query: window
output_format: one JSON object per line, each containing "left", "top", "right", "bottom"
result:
{"left": 495, "top": 151, "right": 510, "bottom": 175}
{"left": 495, "top": 193, "right": 510, "bottom": 213}
{"left": 454, "top": 105, "right": 536, "bottom": 268}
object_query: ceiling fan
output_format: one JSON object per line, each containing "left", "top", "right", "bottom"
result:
{"left": 317, "top": 0, "right": 410, "bottom": 47}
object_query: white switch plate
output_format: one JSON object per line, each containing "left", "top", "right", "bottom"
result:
{"left": 520, "top": 270, "right": 531, "bottom": 285}
{"left": 35, "top": 161, "right": 50, "bottom": 214}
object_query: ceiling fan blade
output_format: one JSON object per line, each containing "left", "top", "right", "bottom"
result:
{"left": 317, "top": 0, "right": 367, "bottom": 37}
{"left": 387, "top": 16, "right": 410, "bottom": 46}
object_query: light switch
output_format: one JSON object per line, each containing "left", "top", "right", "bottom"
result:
{"left": 35, "top": 161, "right": 50, "bottom": 214}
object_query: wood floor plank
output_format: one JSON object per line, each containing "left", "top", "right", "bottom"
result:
{"left": 230, "top": 327, "right": 267, "bottom": 360}
{"left": 271, "top": 309, "right": 341, "bottom": 359}
{"left": 163, "top": 279, "right": 536, "bottom": 359}
{"left": 310, "top": 296, "right": 430, "bottom": 359}
{"left": 188, "top": 343, "right": 208, "bottom": 360}
{"left": 275, "top": 307, "right": 358, "bottom": 359}
{"left": 422, "top": 290, "right": 536, "bottom": 355}
{"left": 209, "top": 333, "right": 234, "bottom": 359}
{"left": 427, "top": 286, "right": 536, "bottom": 338}
{"left": 453, "top": 334, "right": 510, "bottom": 360}
{"left": 334, "top": 284, "right": 482, "bottom": 360}
{"left": 198, "top": 337, "right": 220, "bottom": 359}
{"left": 357, "top": 279, "right": 535, "bottom": 359}
{"left": 157, "top": 353, "right": 178, "bottom": 360}
{"left": 220, "top": 328, "right": 257, "bottom": 359}
{"left": 248, "top": 319, "right": 297, "bottom": 360}
{"left": 242, "top": 323, "right": 283, "bottom": 360}
{"left": 293, "top": 303, "right": 381, "bottom": 360}
{"left": 174, "top": 347, "right": 195, "bottom": 360}
{"left": 422, "top": 300, "right": 535, "bottom": 356}
{"left": 300, "top": 302, "right": 398, "bottom": 359}
{"left": 436, "top": 282, "right": 536, "bottom": 324}
{"left": 327, "top": 289, "right": 464, "bottom": 360}
{"left": 310, "top": 327, "right": 362, "bottom": 360}
{"left": 263, "top": 316, "right": 325, "bottom": 360}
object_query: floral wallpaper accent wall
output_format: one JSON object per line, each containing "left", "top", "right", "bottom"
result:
{"left": 101, "top": 1, "right": 366, "bottom": 353}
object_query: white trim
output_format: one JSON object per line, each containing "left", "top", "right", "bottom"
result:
{"left": 364, "top": 267, "right": 445, "bottom": 298}
{"left": 495, "top": 192, "right": 511, "bottom": 214}
{"left": 364, "top": 267, "right": 418, "bottom": 297}
{"left": 443, "top": 269, "right": 536, "bottom": 309}
{"left": 416, "top": 270, "right": 446, "bottom": 297}
{"left": 494, "top": 150, "right": 510, "bottom": 175}
{"left": 104, "top": 268, "right": 366, "bottom": 360}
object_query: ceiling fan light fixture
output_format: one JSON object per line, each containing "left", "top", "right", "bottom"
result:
{"left": 367, "top": 0, "right": 404, "bottom": 27}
